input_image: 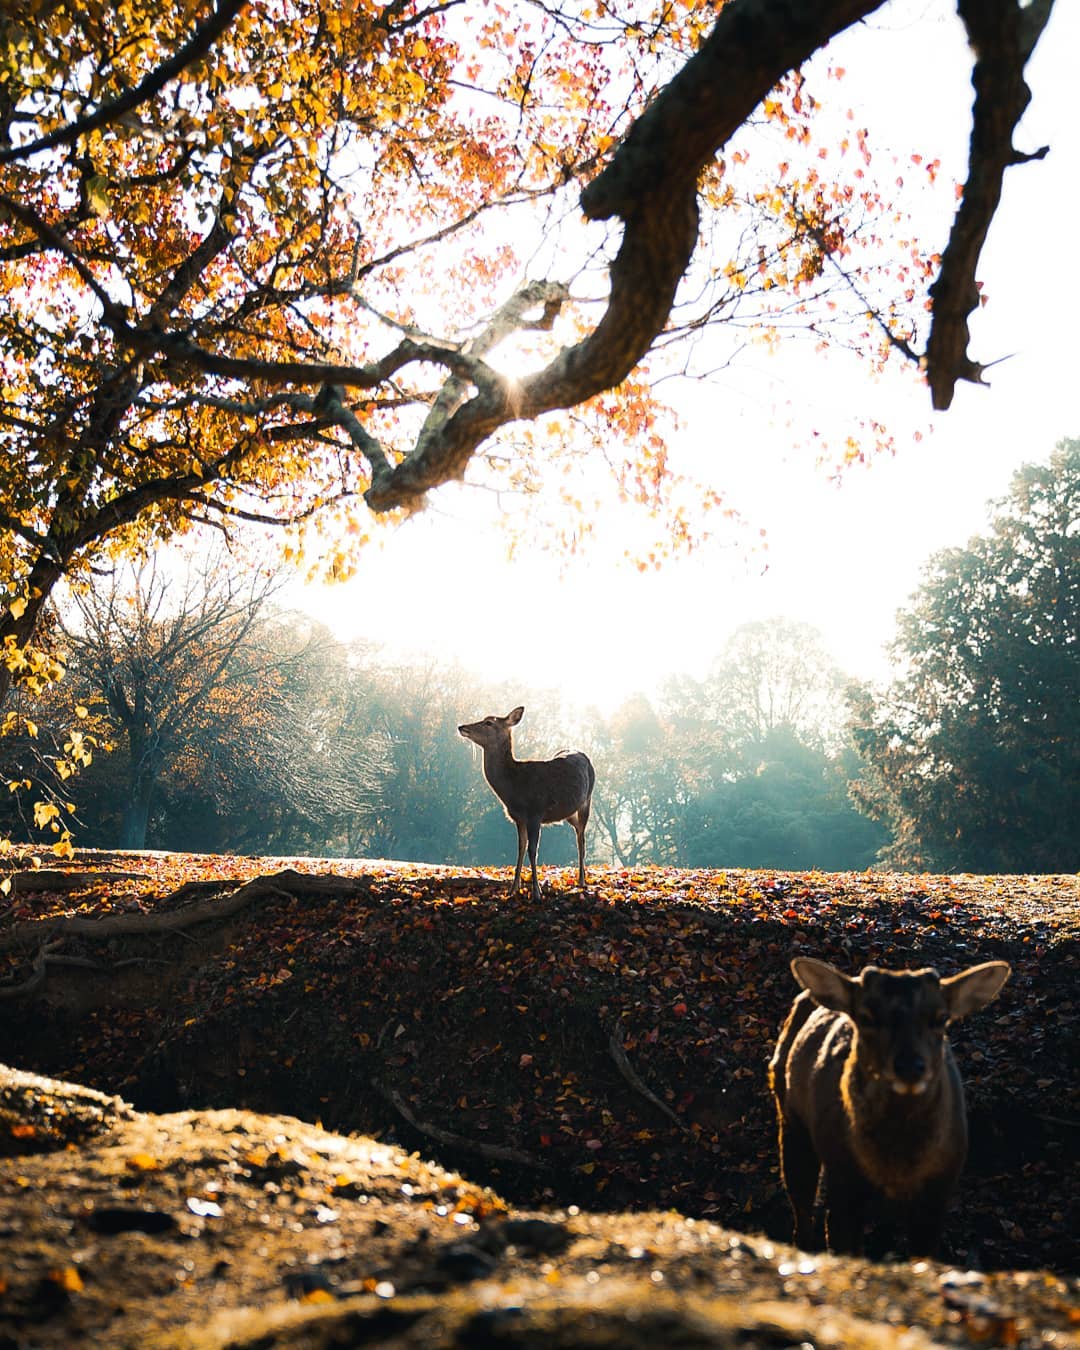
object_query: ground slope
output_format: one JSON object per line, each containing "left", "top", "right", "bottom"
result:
{"left": 0, "top": 855, "right": 1077, "bottom": 1344}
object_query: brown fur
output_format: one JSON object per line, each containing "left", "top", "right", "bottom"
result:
{"left": 459, "top": 706, "right": 595, "bottom": 901}
{"left": 769, "top": 957, "right": 1010, "bottom": 1256}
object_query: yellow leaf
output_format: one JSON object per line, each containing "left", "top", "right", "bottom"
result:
{"left": 34, "top": 801, "right": 60, "bottom": 828}
{"left": 48, "top": 1266, "right": 84, "bottom": 1293}
{"left": 126, "top": 1153, "right": 161, "bottom": 1172}
{"left": 86, "top": 174, "right": 110, "bottom": 217}
{"left": 403, "top": 69, "right": 426, "bottom": 100}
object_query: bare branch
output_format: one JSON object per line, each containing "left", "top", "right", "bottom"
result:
{"left": 925, "top": 0, "right": 1055, "bottom": 410}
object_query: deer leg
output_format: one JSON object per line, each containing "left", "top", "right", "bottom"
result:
{"left": 527, "top": 818, "right": 542, "bottom": 900}
{"left": 778, "top": 1112, "right": 819, "bottom": 1251}
{"left": 905, "top": 1178, "right": 952, "bottom": 1258}
{"left": 822, "top": 1166, "right": 867, "bottom": 1256}
{"left": 573, "top": 805, "right": 590, "bottom": 888}
{"left": 511, "top": 821, "right": 527, "bottom": 894}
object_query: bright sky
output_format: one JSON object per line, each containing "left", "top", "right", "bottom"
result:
{"left": 295, "top": 0, "right": 1079, "bottom": 716}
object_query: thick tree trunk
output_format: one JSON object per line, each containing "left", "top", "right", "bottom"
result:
{"left": 119, "top": 771, "right": 156, "bottom": 850}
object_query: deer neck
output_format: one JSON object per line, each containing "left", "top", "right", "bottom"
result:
{"left": 841, "top": 1051, "right": 950, "bottom": 1158}
{"left": 482, "top": 739, "right": 520, "bottom": 797}
{"left": 842, "top": 1053, "right": 957, "bottom": 1198}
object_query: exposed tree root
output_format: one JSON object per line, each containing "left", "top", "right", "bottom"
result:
{"left": 5, "top": 868, "right": 150, "bottom": 894}
{"left": 372, "top": 1016, "right": 549, "bottom": 1171}
{"left": 375, "top": 1078, "right": 550, "bottom": 1172}
{"left": 607, "top": 1022, "right": 691, "bottom": 1136}
{"left": 0, "top": 868, "right": 373, "bottom": 998}
{"left": 0, "top": 939, "right": 61, "bottom": 1000}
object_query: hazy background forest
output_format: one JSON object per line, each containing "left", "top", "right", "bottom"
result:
{"left": 4, "top": 440, "right": 1075, "bottom": 877}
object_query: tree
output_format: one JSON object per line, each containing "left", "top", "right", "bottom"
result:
{"left": 590, "top": 624, "right": 882, "bottom": 870}
{"left": 590, "top": 695, "right": 694, "bottom": 866}
{"left": 681, "top": 728, "right": 887, "bottom": 869}
{"left": 661, "top": 621, "right": 883, "bottom": 868}
{"left": 700, "top": 619, "right": 849, "bottom": 764}
{"left": 59, "top": 548, "right": 295, "bottom": 848}
{"left": 0, "top": 0, "right": 1058, "bottom": 711}
{"left": 850, "top": 439, "right": 1080, "bottom": 872}
{"left": 0, "top": 624, "right": 104, "bottom": 855}
{"left": 138, "top": 621, "right": 370, "bottom": 856}
{"left": 338, "top": 653, "right": 488, "bottom": 864}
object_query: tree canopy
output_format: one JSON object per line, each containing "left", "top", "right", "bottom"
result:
{"left": 0, "top": 0, "right": 1057, "bottom": 690}
{"left": 850, "top": 438, "right": 1080, "bottom": 872}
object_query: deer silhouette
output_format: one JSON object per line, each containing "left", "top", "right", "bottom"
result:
{"left": 458, "top": 705, "right": 595, "bottom": 900}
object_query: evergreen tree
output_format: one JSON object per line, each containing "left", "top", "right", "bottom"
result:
{"left": 851, "top": 440, "right": 1080, "bottom": 872}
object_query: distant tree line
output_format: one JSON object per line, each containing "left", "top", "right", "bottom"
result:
{"left": 2, "top": 441, "right": 1075, "bottom": 875}
{"left": 0, "top": 582, "right": 885, "bottom": 871}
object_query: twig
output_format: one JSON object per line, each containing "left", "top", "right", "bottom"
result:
{"left": 607, "top": 1021, "right": 691, "bottom": 1135}
{"left": 375, "top": 1079, "right": 549, "bottom": 1171}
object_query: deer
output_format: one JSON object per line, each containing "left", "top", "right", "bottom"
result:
{"left": 458, "top": 705, "right": 595, "bottom": 901}
{"left": 769, "top": 955, "right": 1011, "bottom": 1257}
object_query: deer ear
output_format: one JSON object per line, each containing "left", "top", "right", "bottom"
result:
{"left": 508, "top": 706, "right": 524, "bottom": 724}
{"left": 941, "top": 961, "right": 1011, "bottom": 1020}
{"left": 791, "top": 958, "right": 855, "bottom": 1014}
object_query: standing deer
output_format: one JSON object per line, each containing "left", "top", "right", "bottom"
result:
{"left": 769, "top": 956, "right": 1011, "bottom": 1256}
{"left": 458, "top": 705, "right": 595, "bottom": 900}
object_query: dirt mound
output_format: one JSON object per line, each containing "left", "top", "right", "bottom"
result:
{"left": 1, "top": 1066, "right": 1076, "bottom": 1348}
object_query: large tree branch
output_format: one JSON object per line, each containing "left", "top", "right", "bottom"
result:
{"left": 0, "top": 1, "right": 248, "bottom": 167}
{"left": 148, "top": 216, "right": 236, "bottom": 325}
{"left": 362, "top": 0, "right": 1057, "bottom": 505}
{"left": 365, "top": 0, "right": 888, "bottom": 510}
{"left": 59, "top": 0, "right": 886, "bottom": 518}
{"left": 3, "top": 0, "right": 1057, "bottom": 563}
{"left": 925, "top": 0, "right": 1054, "bottom": 410}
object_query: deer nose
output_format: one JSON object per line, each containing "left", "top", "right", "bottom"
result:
{"left": 893, "top": 1049, "right": 927, "bottom": 1083}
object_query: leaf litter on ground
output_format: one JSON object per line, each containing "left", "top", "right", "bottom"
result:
{"left": 0, "top": 852, "right": 1076, "bottom": 1337}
